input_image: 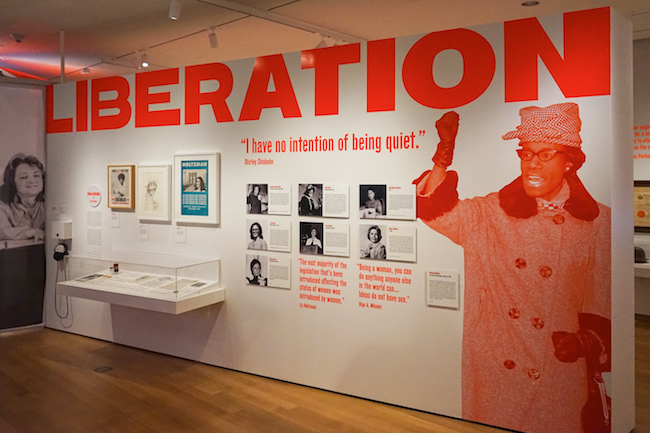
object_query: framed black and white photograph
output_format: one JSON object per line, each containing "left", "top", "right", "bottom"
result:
{"left": 300, "top": 221, "right": 324, "bottom": 255}
{"left": 359, "top": 184, "right": 387, "bottom": 218}
{"left": 298, "top": 183, "right": 322, "bottom": 216}
{"left": 246, "top": 220, "right": 268, "bottom": 251}
{"left": 359, "top": 184, "right": 415, "bottom": 220}
{"left": 245, "top": 254, "right": 268, "bottom": 286}
{"left": 136, "top": 165, "right": 171, "bottom": 221}
{"left": 359, "top": 223, "right": 387, "bottom": 260}
{"left": 359, "top": 224, "right": 416, "bottom": 262}
{"left": 246, "top": 183, "right": 268, "bottom": 214}
{"left": 108, "top": 165, "right": 135, "bottom": 209}
{"left": 247, "top": 219, "right": 292, "bottom": 253}
{"left": 174, "top": 153, "right": 219, "bottom": 224}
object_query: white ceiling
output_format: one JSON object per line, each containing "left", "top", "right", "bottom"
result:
{"left": 2, "top": 0, "right": 650, "bottom": 83}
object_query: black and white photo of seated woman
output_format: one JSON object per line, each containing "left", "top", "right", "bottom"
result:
{"left": 0, "top": 153, "right": 45, "bottom": 243}
{"left": 359, "top": 184, "right": 386, "bottom": 218}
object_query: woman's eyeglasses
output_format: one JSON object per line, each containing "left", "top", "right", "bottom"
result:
{"left": 516, "top": 148, "right": 565, "bottom": 162}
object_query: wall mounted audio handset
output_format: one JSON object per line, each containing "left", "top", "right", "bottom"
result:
{"left": 51, "top": 221, "right": 72, "bottom": 319}
{"left": 53, "top": 242, "right": 68, "bottom": 261}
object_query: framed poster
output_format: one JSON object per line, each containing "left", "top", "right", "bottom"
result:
{"left": 174, "top": 153, "right": 219, "bottom": 224}
{"left": 108, "top": 165, "right": 135, "bottom": 209}
{"left": 635, "top": 181, "right": 650, "bottom": 232}
{"left": 136, "top": 165, "right": 171, "bottom": 221}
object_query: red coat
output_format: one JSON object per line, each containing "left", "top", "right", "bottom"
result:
{"left": 415, "top": 171, "right": 611, "bottom": 433}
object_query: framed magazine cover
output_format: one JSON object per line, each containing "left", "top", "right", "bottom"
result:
{"left": 108, "top": 165, "right": 135, "bottom": 209}
{"left": 136, "top": 165, "right": 171, "bottom": 221}
{"left": 174, "top": 153, "right": 220, "bottom": 224}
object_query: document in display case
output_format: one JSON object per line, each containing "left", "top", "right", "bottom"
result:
{"left": 56, "top": 251, "right": 224, "bottom": 314}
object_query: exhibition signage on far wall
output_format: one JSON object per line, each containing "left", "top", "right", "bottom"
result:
{"left": 45, "top": 7, "right": 632, "bottom": 433}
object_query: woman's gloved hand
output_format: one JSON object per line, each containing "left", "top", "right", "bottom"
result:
{"left": 432, "top": 111, "right": 460, "bottom": 168}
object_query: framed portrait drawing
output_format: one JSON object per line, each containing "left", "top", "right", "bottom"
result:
{"left": 108, "top": 165, "right": 135, "bottom": 209}
{"left": 174, "top": 153, "right": 220, "bottom": 224}
{"left": 136, "top": 165, "right": 171, "bottom": 221}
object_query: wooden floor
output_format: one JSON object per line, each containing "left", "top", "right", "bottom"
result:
{"left": 0, "top": 320, "right": 648, "bottom": 433}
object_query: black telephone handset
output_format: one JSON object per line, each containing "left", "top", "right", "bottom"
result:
{"left": 53, "top": 243, "right": 68, "bottom": 261}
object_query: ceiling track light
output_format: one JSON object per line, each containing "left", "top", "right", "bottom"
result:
{"left": 81, "top": 68, "right": 90, "bottom": 74}
{"left": 208, "top": 28, "right": 218, "bottom": 49}
{"left": 140, "top": 53, "right": 149, "bottom": 69}
{"left": 521, "top": 1, "right": 539, "bottom": 6}
{"left": 169, "top": 0, "right": 181, "bottom": 20}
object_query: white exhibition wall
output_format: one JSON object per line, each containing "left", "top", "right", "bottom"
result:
{"left": 44, "top": 8, "right": 634, "bottom": 433}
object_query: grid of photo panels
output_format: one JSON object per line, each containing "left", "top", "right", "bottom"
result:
{"left": 245, "top": 182, "right": 419, "bottom": 290}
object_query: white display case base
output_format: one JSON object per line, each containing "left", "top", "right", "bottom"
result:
{"left": 58, "top": 252, "right": 224, "bottom": 314}
{"left": 57, "top": 280, "right": 225, "bottom": 314}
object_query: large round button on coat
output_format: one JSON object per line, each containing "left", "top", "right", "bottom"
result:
{"left": 509, "top": 308, "right": 520, "bottom": 319}
{"left": 504, "top": 360, "right": 516, "bottom": 369}
{"left": 515, "top": 258, "right": 526, "bottom": 269}
{"left": 527, "top": 368, "right": 540, "bottom": 380}
{"left": 531, "top": 317, "right": 544, "bottom": 329}
{"left": 553, "top": 214, "right": 565, "bottom": 224}
{"left": 539, "top": 266, "right": 552, "bottom": 278}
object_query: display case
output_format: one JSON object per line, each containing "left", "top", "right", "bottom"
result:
{"left": 56, "top": 251, "right": 224, "bottom": 314}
